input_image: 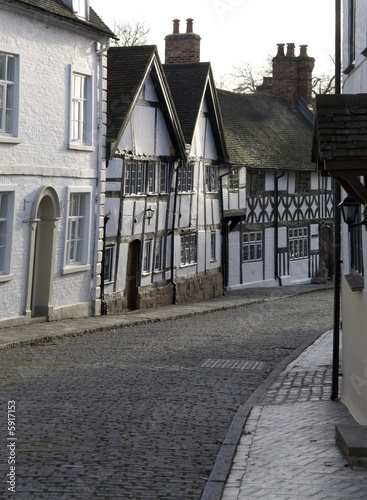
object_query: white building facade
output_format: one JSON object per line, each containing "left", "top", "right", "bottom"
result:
{"left": 0, "top": 0, "right": 112, "bottom": 327}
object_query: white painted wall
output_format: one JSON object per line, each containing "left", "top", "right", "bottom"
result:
{"left": 339, "top": 0, "right": 367, "bottom": 424}
{"left": 0, "top": 3, "right": 108, "bottom": 326}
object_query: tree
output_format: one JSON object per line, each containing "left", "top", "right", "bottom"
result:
{"left": 218, "top": 55, "right": 272, "bottom": 93}
{"left": 111, "top": 19, "right": 150, "bottom": 47}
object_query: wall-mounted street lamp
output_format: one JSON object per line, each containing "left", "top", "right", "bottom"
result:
{"left": 145, "top": 206, "right": 154, "bottom": 224}
{"left": 339, "top": 196, "right": 367, "bottom": 229}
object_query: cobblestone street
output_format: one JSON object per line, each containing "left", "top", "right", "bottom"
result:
{"left": 0, "top": 289, "right": 334, "bottom": 499}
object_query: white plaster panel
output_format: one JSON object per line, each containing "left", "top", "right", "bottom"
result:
{"left": 133, "top": 106, "right": 155, "bottom": 155}
{"left": 105, "top": 199, "right": 120, "bottom": 238}
{"left": 277, "top": 226, "right": 288, "bottom": 248}
{"left": 107, "top": 158, "right": 123, "bottom": 178}
{"left": 144, "top": 75, "right": 159, "bottom": 102}
{"left": 118, "top": 118, "right": 133, "bottom": 152}
{"left": 156, "top": 108, "right": 174, "bottom": 156}
{"left": 204, "top": 119, "right": 218, "bottom": 160}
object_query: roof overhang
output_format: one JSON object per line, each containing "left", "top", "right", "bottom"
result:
{"left": 313, "top": 93, "right": 367, "bottom": 204}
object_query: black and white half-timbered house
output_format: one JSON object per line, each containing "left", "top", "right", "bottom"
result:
{"left": 218, "top": 43, "right": 335, "bottom": 289}
{"left": 163, "top": 19, "right": 229, "bottom": 303}
{"left": 104, "top": 45, "right": 187, "bottom": 313}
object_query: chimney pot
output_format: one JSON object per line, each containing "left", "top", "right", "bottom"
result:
{"left": 186, "top": 18, "right": 194, "bottom": 33}
{"left": 286, "top": 43, "right": 295, "bottom": 56}
{"left": 275, "top": 43, "right": 285, "bottom": 58}
{"left": 299, "top": 44, "right": 308, "bottom": 56}
{"left": 173, "top": 19, "right": 180, "bottom": 34}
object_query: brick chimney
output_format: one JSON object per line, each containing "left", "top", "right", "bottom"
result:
{"left": 165, "top": 18, "right": 201, "bottom": 64}
{"left": 257, "top": 43, "right": 315, "bottom": 106}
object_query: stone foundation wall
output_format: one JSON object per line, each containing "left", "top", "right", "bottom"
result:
{"left": 175, "top": 272, "right": 223, "bottom": 304}
{"left": 104, "top": 271, "right": 223, "bottom": 315}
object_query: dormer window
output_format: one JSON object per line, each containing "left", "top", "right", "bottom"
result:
{"left": 74, "top": 0, "right": 89, "bottom": 20}
{"left": 60, "top": 0, "right": 89, "bottom": 20}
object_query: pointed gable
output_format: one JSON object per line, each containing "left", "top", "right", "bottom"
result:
{"left": 163, "top": 62, "right": 227, "bottom": 161}
{"left": 107, "top": 45, "right": 186, "bottom": 158}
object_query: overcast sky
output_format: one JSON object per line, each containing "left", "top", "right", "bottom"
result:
{"left": 90, "top": 0, "right": 336, "bottom": 82}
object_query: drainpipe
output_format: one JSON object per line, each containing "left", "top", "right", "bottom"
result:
{"left": 101, "top": 212, "right": 111, "bottom": 315}
{"left": 274, "top": 171, "right": 285, "bottom": 285}
{"left": 331, "top": 0, "right": 342, "bottom": 401}
{"left": 219, "top": 169, "right": 231, "bottom": 291}
{"left": 171, "top": 158, "right": 182, "bottom": 304}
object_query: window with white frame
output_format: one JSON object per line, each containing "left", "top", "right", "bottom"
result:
{"left": 0, "top": 53, "right": 18, "bottom": 137}
{"left": 65, "top": 191, "right": 91, "bottom": 268}
{"left": 159, "top": 162, "right": 170, "bottom": 193}
{"left": 103, "top": 246, "right": 114, "bottom": 283}
{"left": 0, "top": 189, "right": 14, "bottom": 276}
{"left": 143, "top": 239, "right": 152, "bottom": 273}
{"left": 295, "top": 172, "right": 310, "bottom": 194}
{"left": 154, "top": 238, "right": 163, "bottom": 271}
{"left": 229, "top": 169, "right": 239, "bottom": 190}
{"left": 70, "top": 70, "right": 92, "bottom": 148}
{"left": 289, "top": 227, "right": 308, "bottom": 260}
{"left": 147, "top": 162, "right": 157, "bottom": 194}
{"left": 178, "top": 164, "right": 194, "bottom": 192}
{"left": 242, "top": 231, "right": 263, "bottom": 262}
{"left": 125, "top": 162, "right": 146, "bottom": 195}
{"left": 205, "top": 164, "right": 218, "bottom": 192}
{"left": 180, "top": 233, "right": 197, "bottom": 265}
{"left": 211, "top": 231, "right": 216, "bottom": 261}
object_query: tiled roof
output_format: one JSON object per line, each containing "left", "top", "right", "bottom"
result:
{"left": 313, "top": 94, "right": 367, "bottom": 163}
{"left": 217, "top": 89, "right": 315, "bottom": 170}
{"left": 163, "top": 62, "right": 227, "bottom": 160}
{"left": 107, "top": 45, "right": 157, "bottom": 142}
{"left": 163, "top": 63, "right": 210, "bottom": 143}
{"left": 5, "top": 0, "right": 114, "bottom": 37}
{"left": 107, "top": 45, "right": 186, "bottom": 157}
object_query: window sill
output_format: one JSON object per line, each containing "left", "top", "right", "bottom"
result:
{"left": 0, "top": 137, "right": 20, "bottom": 144}
{"left": 0, "top": 274, "right": 14, "bottom": 283}
{"left": 61, "top": 264, "right": 90, "bottom": 275}
{"left": 345, "top": 273, "right": 364, "bottom": 292}
{"left": 68, "top": 143, "right": 95, "bottom": 152}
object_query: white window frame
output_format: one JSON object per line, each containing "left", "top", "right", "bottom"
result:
{"left": 205, "top": 164, "right": 219, "bottom": 192}
{"left": 62, "top": 187, "right": 92, "bottom": 274}
{"left": 0, "top": 185, "right": 14, "bottom": 281}
{"left": 69, "top": 66, "right": 94, "bottom": 151}
{"left": 0, "top": 51, "right": 19, "bottom": 142}
{"left": 178, "top": 164, "right": 194, "bottom": 192}
{"left": 125, "top": 161, "right": 147, "bottom": 195}
{"left": 289, "top": 227, "right": 309, "bottom": 260}
{"left": 180, "top": 233, "right": 197, "bottom": 266}
{"left": 103, "top": 246, "right": 114, "bottom": 283}
{"left": 210, "top": 231, "right": 216, "bottom": 262}
{"left": 143, "top": 239, "right": 152, "bottom": 274}
{"left": 242, "top": 231, "right": 263, "bottom": 262}
{"left": 154, "top": 238, "right": 163, "bottom": 271}
{"left": 159, "top": 162, "right": 170, "bottom": 193}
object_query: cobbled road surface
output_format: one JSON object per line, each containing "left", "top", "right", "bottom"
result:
{"left": 0, "top": 289, "right": 333, "bottom": 499}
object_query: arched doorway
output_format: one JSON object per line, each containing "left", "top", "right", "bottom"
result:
{"left": 126, "top": 239, "right": 141, "bottom": 311}
{"left": 26, "top": 186, "right": 60, "bottom": 320}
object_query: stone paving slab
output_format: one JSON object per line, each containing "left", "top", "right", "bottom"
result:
{"left": 221, "top": 330, "right": 367, "bottom": 500}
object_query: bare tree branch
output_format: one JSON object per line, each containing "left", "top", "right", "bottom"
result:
{"left": 111, "top": 19, "right": 150, "bottom": 47}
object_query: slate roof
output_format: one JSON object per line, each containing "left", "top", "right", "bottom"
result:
{"left": 107, "top": 45, "right": 186, "bottom": 157}
{"left": 313, "top": 93, "right": 367, "bottom": 164}
{"left": 3, "top": 0, "right": 114, "bottom": 37}
{"left": 163, "top": 62, "right": 227, "bottom": 160}
{"left": 217, "top": 89, "right": 315, "bottom": 171}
